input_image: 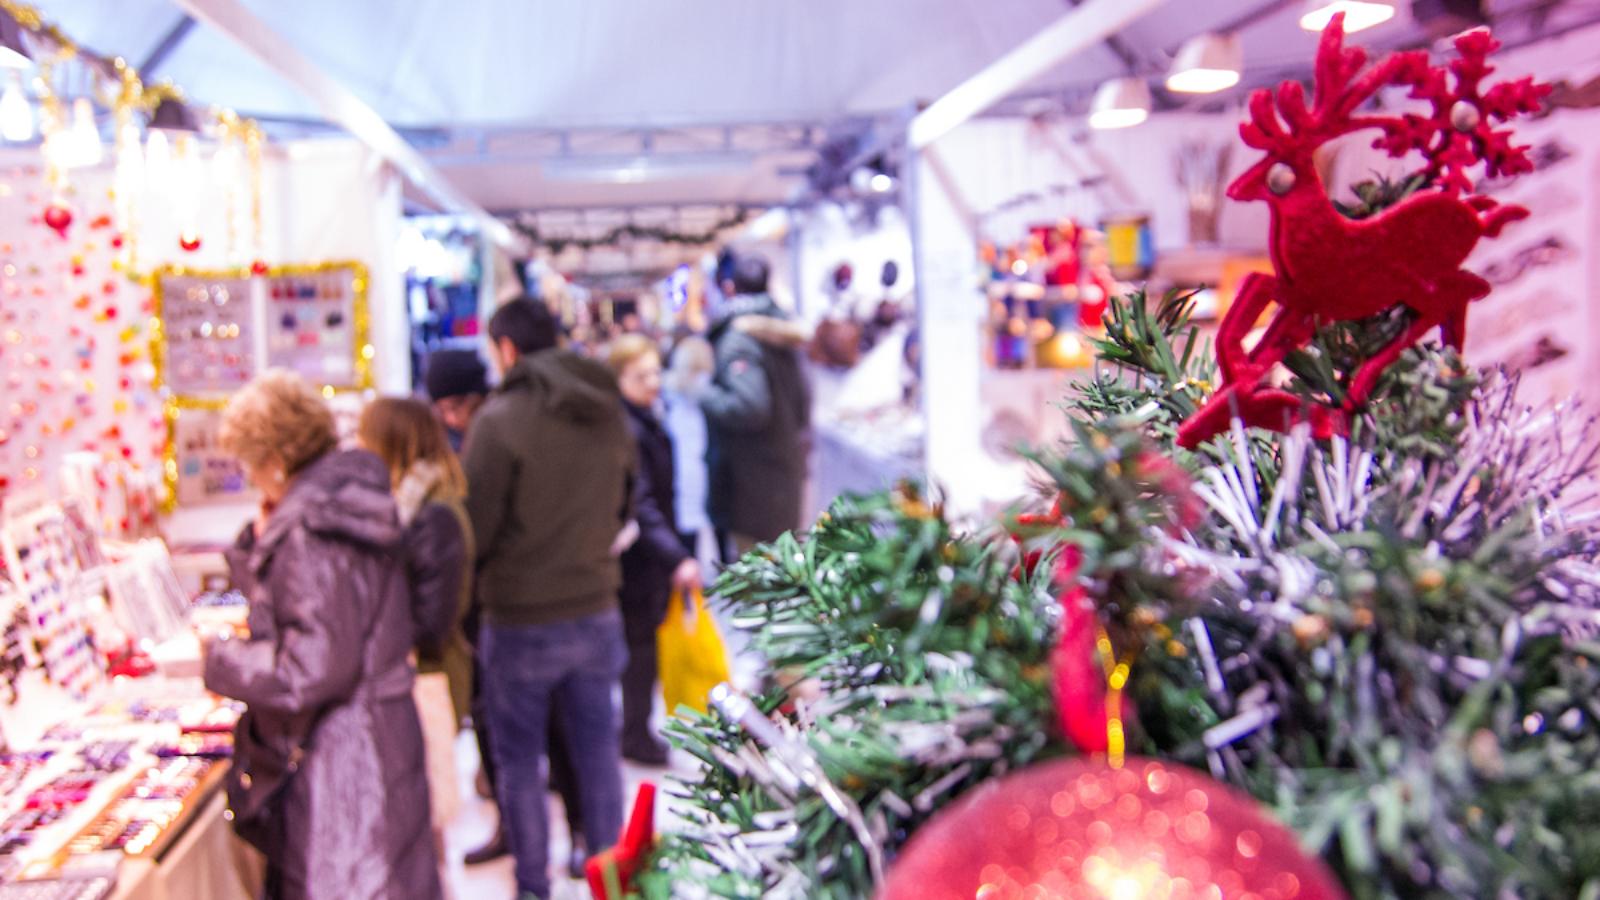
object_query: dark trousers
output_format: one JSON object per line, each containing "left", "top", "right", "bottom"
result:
{"left": 474, "top": 640, "right": 582, "bottom": 839}
{"left": 620, "top": 613, "right": 660, "bottom": 754}
{"left": 481, "top": 611, "right": 626, "bottom": 899}
{"left": 471, "top": 655, "right": 497, "bottom": 788}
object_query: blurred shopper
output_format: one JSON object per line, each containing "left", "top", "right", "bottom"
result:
{"left": 663, "top": 336, "right": 714, "bottom": 557}
{"left": 606, "top": 335, "right": 700, "bottom": 765}
{"left": 703, "top": 254, "right": 812, "bottom": 559}
{"left": 358, "top": 397, "right": 474, "bottom": 884}
{"left": 423, "top": 348, "right": 490, "bottom": 452}
{"left": 205, "top": 370, "right": 439, "bottom": 900}
{"left": 463, "top": 298, "right": 632, "bottom": 899}
{"left": 423, "top": 347, "right": 507, "bottom": 865}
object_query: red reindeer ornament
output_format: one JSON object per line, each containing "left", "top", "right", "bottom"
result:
{"left": 1176, "top": 15, "right": 1548, "bottom": 449}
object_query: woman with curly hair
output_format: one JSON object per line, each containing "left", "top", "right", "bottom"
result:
{"left": 204, "top": 369, "right": 439, "bottom": 900}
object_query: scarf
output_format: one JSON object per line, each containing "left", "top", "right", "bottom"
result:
{"left": 394, "top": 459, "right": 445, "bottom": 527}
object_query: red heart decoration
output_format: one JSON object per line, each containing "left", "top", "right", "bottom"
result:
{"left": 43, "top": 203, "right": 73, "bottom": 238}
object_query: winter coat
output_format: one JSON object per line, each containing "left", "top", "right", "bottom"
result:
{"left": 621, "top": 401, "right": 688, "bottom": 644}
{"left": 702, "top": 293, "right": 812, "bottom": 543}
{"left": 463, "top": 348, "right": 634, "bottom": 626}
{"left": 398, "top": 466, "right": 475, "bottom": 724}
{"left": 205, "top": 449, "right": 439, "bottom": 900}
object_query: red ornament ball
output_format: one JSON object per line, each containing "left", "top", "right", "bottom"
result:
{"left": 43, "top": 203, "right": 73, "bottom": 238}
{"left": 251, "top": 259, "right": 270, "bottom": 276}
{"left": 880, "top": 757, "right": 1346, "bottom": 900}
{"left": 179, "top": 233, "right": 202, "bottom": 253}
{"left": 111, "top": 233, "right": 125, "bottom": 249}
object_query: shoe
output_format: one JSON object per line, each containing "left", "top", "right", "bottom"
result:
{"left": 622, "top": 739, "right": 670, "bottom": 767}
{"left": 463, "top": 828, "right": 508, "bottom": 865}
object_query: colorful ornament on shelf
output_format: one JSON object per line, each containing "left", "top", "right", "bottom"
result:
{"left": 1176, "top": 14, "right": 1549, "bottom": 449}
{"left": 251, "top": 259, "right": 270, "bottom": 277}
{"left": 43, "top": 202, "right": 73, "bottom": 238}
{"left": 879, "top": 757, "right": 1346, "bottom": 900}
{"left": 179, "top": 233, "right": 203, "bottom": 253}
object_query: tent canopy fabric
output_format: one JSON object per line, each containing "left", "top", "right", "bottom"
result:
{"left": 28, "top": 0, "right": 1598, "bottom": 211}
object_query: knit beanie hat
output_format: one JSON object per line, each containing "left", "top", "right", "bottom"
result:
{"left": 424, "top": 349, "right": 489, "bottom": 400}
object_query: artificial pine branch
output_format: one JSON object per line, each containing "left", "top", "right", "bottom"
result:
{"left": 638, "top": 487, "right": 1065, "bottom": 898}
{"left": 648, "top": 231, "right": 1600, "bottom": 899}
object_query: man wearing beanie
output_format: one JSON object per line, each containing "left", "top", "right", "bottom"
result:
{"left": 424, "top": 348, "right": 490, "bottom": 452}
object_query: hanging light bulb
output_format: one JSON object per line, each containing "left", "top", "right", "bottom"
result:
{"left": 117, "top": 120, "right": 143, "bottom": 180}
{"left": 68, "top": 97, "right": 102, "bottom": 167}
{"left": 113, "top": 120, "right": 143, "bottom": 232}
{"left": 0, "top": 73, "right": 30, "bottom": 141}
{"left": 172, "top": 132, "right": 203, "bottom": 249}
{"left": 212, "top": 138, "right": 240, "bottom": 184}
{"left": 144, "top": 128, "right": 169, "bottom": 188}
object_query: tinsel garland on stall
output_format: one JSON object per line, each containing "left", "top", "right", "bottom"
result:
{"left": 636, "top": 17, "right": 1600, "bottom": 900}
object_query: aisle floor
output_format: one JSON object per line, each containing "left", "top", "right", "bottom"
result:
{"left": 441, "top": 730, "right": 690, "bottom": 899}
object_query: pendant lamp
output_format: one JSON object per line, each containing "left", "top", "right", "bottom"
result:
{"left": 1089, "top": 77, "right": 1151, "bottom": 130}
{"left": 1300, "top": 1, "right": 1398, "bottom": 32}
{"left": 1166, "top": 33, "right": 1242, "bottom": 94}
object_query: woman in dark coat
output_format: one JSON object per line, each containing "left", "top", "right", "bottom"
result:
{"left": 204, "top": 370, "right": 440, "bottom": 900}
{"left": 607, "top": 335, "right": 701, "bottom": 765}
{"left": 359, "top": 396, "right": 475, "bottom": 881}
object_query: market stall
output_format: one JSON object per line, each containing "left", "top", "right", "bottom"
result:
{"left": 0, "top": 5, "right": 407, "bottom": 896}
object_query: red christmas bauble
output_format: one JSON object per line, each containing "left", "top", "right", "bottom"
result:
{"left": 179, "top": 233, "right": 202, "bottom": 253}
{"left": 111, "top": 233, "right": 125, "bottom": 249}
{"left": 251, "top": 259, "right": 270, "bottom": 276}
{"left": 880, "top": 757, "right": 1345, "bottom": 900}
{"left": 43, "top": 203, "right": 73, "bottom": 238}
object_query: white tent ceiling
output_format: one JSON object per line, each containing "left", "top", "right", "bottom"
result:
{"left": 26, "top": 0, "right": 1600, "bottom": 213}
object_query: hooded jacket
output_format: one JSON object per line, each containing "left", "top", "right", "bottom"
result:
{"left": 701, "top": 293, "right": 812, "bottom": 543}
{"left": 463, "top": 348, "right": 633, "bottom": 626}
{"left": 205, "top": 449, "right": 439, "bottom": 900}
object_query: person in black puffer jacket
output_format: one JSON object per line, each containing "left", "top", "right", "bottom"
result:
{"left": 605, "top": 335, "right": 701, "bottom": 766}
{"left": 205, "top": 370, "right": 439, "bottom": 900}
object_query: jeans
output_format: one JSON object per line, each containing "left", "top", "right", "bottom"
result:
{"left": 481, "top": 610, "right": 627, "bottom": 898}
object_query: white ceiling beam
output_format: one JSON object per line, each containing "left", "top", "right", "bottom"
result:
{"left": 171, "top": 0, "right": 522, "bottom": 251}
{"left": 908, "top": 0, "right": 1166, "bottom": 149}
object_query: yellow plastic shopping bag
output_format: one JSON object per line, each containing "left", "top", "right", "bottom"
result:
{"left": 657, "top": 587, "right": 731, "bottom": 716}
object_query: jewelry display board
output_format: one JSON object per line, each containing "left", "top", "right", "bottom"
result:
{"left": 150, "top": 275, "right": 256, "bottom": 397}
{"left": 264, "top": 264, "right": 371, "bottom": 389}
{"left": 151, "top": 261, "right": 372, "bottom": 397}
{"left": 152, "top": 262, "right": 370, "bottom": 513}
{"left": 0, "top": 504, "right": 109, "bottom": 705}
{"left": 162, "top": 401, "right": 251, "bottom": 514}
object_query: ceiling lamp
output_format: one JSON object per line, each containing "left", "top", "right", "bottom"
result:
{"left": 1166, "top": 32, "right": 1242, "bottom": 93}
{"left": 0, "top": 7, "right": 31, "bottom": 70}
{"left": 1088, "top": 77, "right": 1151, "bottom": 130}
{"left": 148, "top": 94, "right": 200, "bottom": 132}
{"left": 1300, "top": 1, "right": 1398, "bottom": 33}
